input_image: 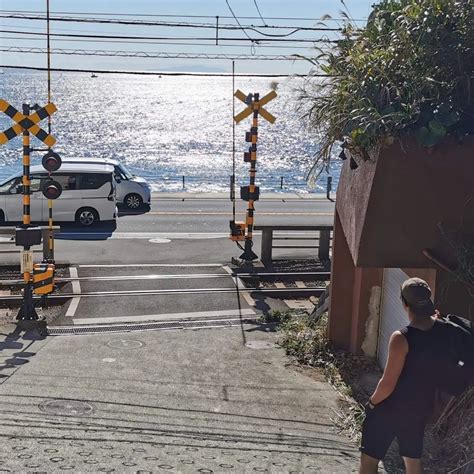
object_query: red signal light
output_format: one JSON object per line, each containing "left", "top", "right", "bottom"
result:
{"left": 42, "top": 150, "right": 62, "bottom": 172}
{"left": 42, "top": 179, "right": 62, "bottom": 200}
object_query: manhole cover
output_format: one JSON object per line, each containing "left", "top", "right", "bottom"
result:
{"left": 148, "top": 238, "right": 171, "bottom": 244}
{"left": 107, "top": 339, "right": 144, "bottom": 349}
{"left": 39, "top": 399, "right": 93, "bottom": 416}
{"left": 245, "top": 341, "right": 275, "bottom": 350}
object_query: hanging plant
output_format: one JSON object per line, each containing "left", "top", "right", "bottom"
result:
{"left": 299, "top": 0, "right": 474, "bottom": 178}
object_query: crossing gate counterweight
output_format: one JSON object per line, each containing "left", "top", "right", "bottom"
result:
{"left": 230, "top": 89, "right": 277, "bottom": 261}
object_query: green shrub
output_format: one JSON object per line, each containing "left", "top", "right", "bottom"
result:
{"left": 300, "top": 0, "right": 474, "bottom": 178}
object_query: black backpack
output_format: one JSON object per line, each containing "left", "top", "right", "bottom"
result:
{"left": 437, "top": 314, "right": 474, "bottom": 397}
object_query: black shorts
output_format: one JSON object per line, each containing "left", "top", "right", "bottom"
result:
{"left": 360, "top": 402, "right": 427, "bottom": 460}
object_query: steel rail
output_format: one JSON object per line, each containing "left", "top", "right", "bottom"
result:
{"left": 0, "top": 271, "right": 331, "bottom": 285}
{"left": 0, "top": 286, "right": 325, "bottom": 302}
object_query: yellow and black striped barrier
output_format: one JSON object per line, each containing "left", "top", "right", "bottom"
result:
{"left": 32, "top": 263, "right": 55, "bottom": 295}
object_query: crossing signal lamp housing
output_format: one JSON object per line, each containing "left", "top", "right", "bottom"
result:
{"left": 240, "top": 185, "right": 260, "bottom": 202}
{"left": 42, "top": 179, "right": 62, "bottom": 200}
{"left": 229, "top": 220, "right": 246, "bottom": 242}
{"left": 42, "top": 150, "right": 62, "bottom": 172}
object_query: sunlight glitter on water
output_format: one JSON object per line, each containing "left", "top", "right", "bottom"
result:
{"left": 0, "top": 71, "right": 341, "bottom": 192}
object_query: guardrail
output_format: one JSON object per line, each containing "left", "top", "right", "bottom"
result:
{"left": 141, "top": 174, "right": 334, "bottom": 197}
{"left": 254, "top": 224, "right": 333, "bottom": 263}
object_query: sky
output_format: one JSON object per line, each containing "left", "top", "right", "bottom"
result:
{"left": 0, "top": 0, "right": 375, "bottom": 75}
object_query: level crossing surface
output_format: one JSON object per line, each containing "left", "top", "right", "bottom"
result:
{"left": 56, "top": 264, "right": 258, "bottom": 327}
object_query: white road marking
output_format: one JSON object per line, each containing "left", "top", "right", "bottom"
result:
{"left": 56, "top": 231, "right": 330, "bottom": 241}
{"left": 73, "top": 308, "right": 257, "bottom": 325}
{"left": 222, "top": 265, "right": 256, "bottom": 307}
{"left": 78, "top": 263, "right": 223, "bottom": 268}
{"left": 65, "top": 266, "right": 81, "bottom": 318}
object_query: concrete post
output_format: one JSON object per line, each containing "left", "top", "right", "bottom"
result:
{"left": 261, "top": 229, "right": 273, "bottom": 263}
{"left": 318, "top": 229, "right": 330, "bottom": 261}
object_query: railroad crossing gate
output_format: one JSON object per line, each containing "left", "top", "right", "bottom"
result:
{"left": 0, "top": 99, "right": 57, "bottom": 147}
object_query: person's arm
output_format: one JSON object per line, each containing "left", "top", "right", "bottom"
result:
{"left": 369, "top": 331, "right": 409, "bottom": 406}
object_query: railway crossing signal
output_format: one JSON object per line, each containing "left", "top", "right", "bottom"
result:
{"left": 0, "top": 100, "right": 57, "bottom": 147}
{"left": 0, "top": 100, "right": 60, "bottom": 320}
{"left": 230, "top": 90, "right": 277, "bottom": 261}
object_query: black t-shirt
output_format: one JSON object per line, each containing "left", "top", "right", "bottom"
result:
{"left": 384, "top": 319, "right": 450, "bottom": 416}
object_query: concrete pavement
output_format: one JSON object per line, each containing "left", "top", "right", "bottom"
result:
{"left": 0, "top": 193, "right": 356, "bottom": 472}
{"left": 0, "top": 322, "right": 359, "bottom": 472}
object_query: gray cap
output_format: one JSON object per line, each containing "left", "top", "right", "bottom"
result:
{"left": 401, "top": 277, "right": 436, "bottom": 317}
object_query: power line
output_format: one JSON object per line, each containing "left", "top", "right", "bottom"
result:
{"left": 225, "top": 0, "right": 257, "bottom": 44}
{"left": 0, "top": 13, "right": 342, "bottom": 34}
{"left": 0, "top": 33, "right": 327, "bottom": 49}
{"left": 253, "top": 0, "right": 267, "bottom": 26}
{"left": 0, "top": 9, "right": 367, "bottom": 22}
{"left": 0, "top": 29, "right": 337, "bottom": 44}
{"left": 1, "top": 64, "right": 326, "bottom": 77}
{"left": 0, "top": 46, "right": 307, "bottom": 61}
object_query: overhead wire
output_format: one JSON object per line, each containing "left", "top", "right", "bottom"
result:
{"left": 0, "top": 9, "right": 368, "bottom": 22}
{"left": 225, "top": 0, "right": 257, "bottom": 47}
{"left": 0, "top": 46, "right": 307, "bottom": 61}
{"left": 253, "top": 0, "right": 267, "bottom": 26}
{"left": 0, "top": 64, "right": 330, "bottom": 77}
{"left": 0, "top": 29, "right": 338, "bottom": 44}
{"left": 0, "top": 34, "right": 329, "bottom": 49}
{"left": 0, "top": 13, "right": 342, "bottom": 33}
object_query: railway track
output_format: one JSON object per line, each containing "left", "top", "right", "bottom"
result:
{"left": 0, "top": 270, "right": 329, "bottom": 306}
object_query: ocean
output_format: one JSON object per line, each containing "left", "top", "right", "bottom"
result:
{"left": 0, "top": 70, "right": 341, "bottom": 193}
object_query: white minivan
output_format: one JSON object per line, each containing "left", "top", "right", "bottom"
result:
{"left": 0, "top": 163, "right": 117, "bottom": 226}
{"left": 62, "top": 158, "right": 151, "bottom": 209}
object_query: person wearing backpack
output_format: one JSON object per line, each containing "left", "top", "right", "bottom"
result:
{"left": 359, "top": 277, "right": 473, "bottom": 474}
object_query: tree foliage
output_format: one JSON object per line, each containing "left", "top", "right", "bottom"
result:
{"left": 300, "top": 0, "right": 474, "bottom": 175}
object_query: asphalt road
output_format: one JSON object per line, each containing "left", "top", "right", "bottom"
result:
{"left": 1, "top": 195, "right": 335, "bottom": 265}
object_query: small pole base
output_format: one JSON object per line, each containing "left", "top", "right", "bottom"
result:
{"left": 16, "top": 303, "right": 39, "bottom": 321}
{"left": 240, "top": 240, "right": 258, "bottom": 261}
{"left": 17, "top": 283, "right": 39, "bottom": 321}
{"left": 16, "top": 318, "right": 47, "bottom": 336}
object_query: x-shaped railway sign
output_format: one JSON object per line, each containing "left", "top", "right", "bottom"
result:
{"left": 234, "top": 89, "right": 277, "bottom": 124}
{"left": 0, "top": 99, "right": 57, "bottom": 147}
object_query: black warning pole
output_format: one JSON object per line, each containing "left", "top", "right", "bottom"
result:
{"left": 17, "top": 103, "right": 38, "bottom": 321}
{"left": 240, "top": 93, "right": 259, "bottom": 261}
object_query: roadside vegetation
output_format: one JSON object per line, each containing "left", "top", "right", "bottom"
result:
{"left": 299, "top": 0, "right": 473, "bottom": 178}
{"left": 271, "top": 311, "right": 474, "bottom": 472}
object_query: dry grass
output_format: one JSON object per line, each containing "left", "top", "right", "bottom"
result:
{"left": 425, "top": 387, "right": 474, "bottom": 473}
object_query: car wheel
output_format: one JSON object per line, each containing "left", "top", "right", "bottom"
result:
{"left": 124, "top": 193, "right": 143, "bottom": 210}
{"left": 0, "top": 210, "right": 4, "bottom": 223}
{"left": 76, "top": 208, "right": 99, "bottom": 227}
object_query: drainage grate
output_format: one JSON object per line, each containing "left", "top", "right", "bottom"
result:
{"left": 47, "top": 317, "right": 259, "bottom": 336}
